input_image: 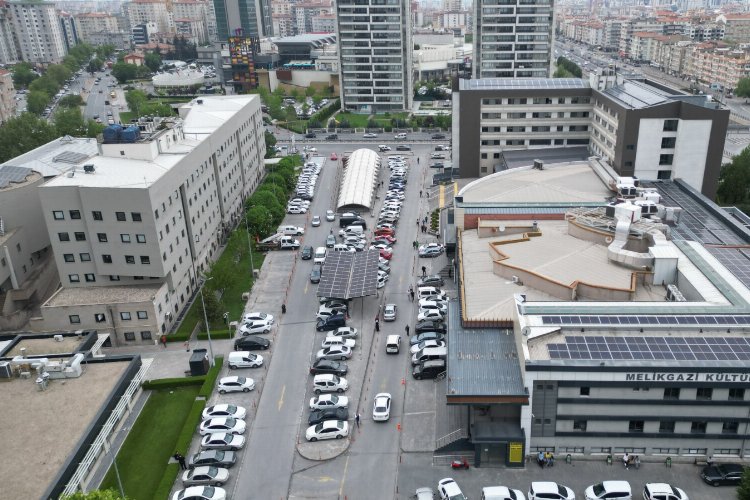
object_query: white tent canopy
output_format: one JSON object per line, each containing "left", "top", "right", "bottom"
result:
{"left": 337, "top": 148, "right": 380, "bottom": 212}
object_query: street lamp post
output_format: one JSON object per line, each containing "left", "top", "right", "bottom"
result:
{"left": 198, "top": 276, "right": 215, "bottom": 367}
{"left": 105, "top": 428, "right": 127, "bottom": 498}
{"left": 243, "top": 214, "right": 255, "bottom": 273}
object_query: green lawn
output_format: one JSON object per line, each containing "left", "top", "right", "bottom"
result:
{"left": 100, "top": 386, "right": 200, "bottom": 500}
{"left": 118, "top": 111, "right": 134, "bottom": 123}
{"left": 335, "top": 112, "right": 410, "bottom": 129}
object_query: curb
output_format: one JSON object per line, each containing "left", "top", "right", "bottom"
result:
{"left": 296, "top": 437, "right": 350, "bottom": 461}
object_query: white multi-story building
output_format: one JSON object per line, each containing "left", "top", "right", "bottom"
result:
{"left": 58, "top": 11, "right": 78, "bottom": 52}
{"left": 172, "top": 0, "right": 214, "bottom": 43}
{"left": 126, "top": 0, "right": 172, "bottom": 35}
{"left": 74, "top": 12, "right": 120, "bottom": 44}
{"left": 36, "top": 95, "right": 266, "bottom": 345}
{"left": 312, "top": 14, "right": 336, "bottom": 34}
{"left": 472, "top": 0, "right": 554, "bottom": 78}
{"left": 174, "top": 18, "right": 208, "bottom": 44}
{"left": 337, "top": 0, "right": 412, "bottom": 113}
{"left": 7, "top": 0, "right": 67, "bottom": 64}
{"left": 0, "top": 68, "right": 15, "bottom": 124}
{"left": 0, "top": 5, "right": 17, "bottom": 66}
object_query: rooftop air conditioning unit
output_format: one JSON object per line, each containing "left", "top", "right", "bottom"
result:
{"left": 0, "top": 361, "right": 11, "bottom": 378}
{"left": 666, "top": 284, "right": 686, "bottom": 302}
{"left": 83, "top": 164, "right": 95, "bottom": 173}
{"left": 53, "top": 334, "right": 63, "bottom": 342}
{"left": 533, "top": 159, "right": 544, "bottom": 170}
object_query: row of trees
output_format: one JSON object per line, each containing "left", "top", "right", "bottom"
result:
{"left": 124, "top": 89, "right": 174, "bottom": 119}
{"left": 554, "top": 56, "right": 583, "bottom": 78}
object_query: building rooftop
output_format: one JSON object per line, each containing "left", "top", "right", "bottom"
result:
{"left": 43, "top": 284, "right": 163, "bottom": 307}
{"left": 1, "top": 136, "right": 97, "bottom": 178}
{"left": 601, "top": 79, "right": 671, "bottom": 109}
{"left": 273, "top": 34, "right": 337, "bottom": 47}
{"left": 181, "top": 95, "right": 258, "bottom": 137}
{"left": 460, "top": 78, "right": 589, "bottom": 92}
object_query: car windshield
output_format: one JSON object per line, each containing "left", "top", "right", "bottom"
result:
{"left": 559, "top": 484, "right": 570, "bottom": 495}
{"left": 207, "top": 466, "right": 218, "bottom": 476}
{"left": 226, "top": 405, "right": 237, "bottom": 413}
{"left": 592, "top": 483, "right": 605, "bottom": 495}
{"left": 236, "top": 377, "right": 246, "bottom": 384}
{"left": 224, "top": 418, "right": 236, "bottom": 426}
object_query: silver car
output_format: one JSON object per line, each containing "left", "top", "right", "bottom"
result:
{"left": 182, "top": 466, "right": 229, "bottom": 487}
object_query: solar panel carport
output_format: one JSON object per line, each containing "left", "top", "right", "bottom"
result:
{"left": 336, "top": 149, "right": 380, "bottom": 213}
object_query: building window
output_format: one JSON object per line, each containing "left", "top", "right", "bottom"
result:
{"left": 659, "top": 154, "right": 674, "bottom": 166}
{"left": 120, "top": 311, "right": 132, "bottom": 320}
{"left": 95, "top": 313, "right": 106, "bottom": 323}
{"left": 690, "top": 421, "right": 707, "bottom": 434}
{"left": 121, "top": 234, "right": 131, "bottom": 243}
{"left": 125, "top": 255, "right": 135, "bottom": 264}
{"left": 102, "top": 254, "right": 112, "bottom": 263}
{"left": 69, "top": 210, "right": 81, "bottom": 219}
{"left": 97, "top": 233, "right": 108, "bottom": 243}
{"left": 136, "top": 234, "right": 146, "bottom": 243}
{"left": 124, "top": 331, "right": 135, "bottom": 341}
{"left": 663, "top": 119, "right": 678, "bottom": 131}
{"left": 140, "top": 256, "right": 150, "bottom": 265}
{"left": 659, "top": 421, "right": 675, "bottom": 433}
{"left": 53, "top": 210, "right": 64, "bottom": 220}
{"left": 663, "top": 388, "right": 680, "bottom": 400}
{"left": 723, "top": 421, "right": 739, "bottom": 434}
{"left": 657, "top": 170, "right": 672, "bottom": 180}
{"left": 58, "top": 232, "right": 70, "bottom": 242}
{"left": 140, "top": 331, "right": 152, "bottom": 340}
{"left": 573, "top": 420, "right": 587, "bottom": 431}
{"left": 63, "top": 254, "right": 75, "bottom": 263}
{"left": 116, "top": 211, "right": 126, "bottom": 221}
{"left": 79, "top": 253, "right": 91, "bottom": 262}
{"left": 625, "top": 144, "right": 635, "bottom": 150}
{"left": 729, "top": 388, "right": 745, "bottom": 401}
{"left": 85, "top": 273, "right": 95, "bottom": 282}
{"left": 628, "top": 420, "right": 644, "bottom": 433}
{"left": 697, "top": 387, "right": 713, "bottom": 400}
{"left": 68, "top": 274, "right": 80, "bottom": 283}
{"left": 579, "top": 387, "right": 590, "bottom": 396}
{"left": 661, "top": 137, "right": 677, "bottom": 148}
{"left": 132, "top": 212, "right": 142, "bottom": 222}
{"left": 74, "top": 232, "right": 86, "bottom": 242}
{"left": 137, "top": 311, "right": 148, "bottom": 319}
{"left": 69, "top": 314, "right": 80, "bottom": 324}
{"left": 92, "top": 211, "right": 103, "bottom": 221}
{"left": 110, "top": 275, "right": 120, "bottom": 281}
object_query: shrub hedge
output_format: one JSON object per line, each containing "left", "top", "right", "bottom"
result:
{"left": 198, "top": 356, "right": 224, "bottom": 399}
{"left": 152, "top": 463, "right": 181, "bottom": 500}
{"left": 142, "top": 377, "right": 205, "bottom": 390}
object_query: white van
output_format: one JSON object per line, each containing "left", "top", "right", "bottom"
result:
{"left": 314, "top": 247, "right": 327, "bottom": 264}
{"left": 279, "top": 225, "right": 305, "bottom": 236}
{"left": 333, "top": 244, "right": 352, "bottom": 252}
{"left": 386, "top": 335, "right": 401, "bottom": 354}
{"left": 227, "top": 351, "right": 264, "bottom": 369}
{"left": 394, "top": 132, "right": 407, "bottom": 139}
{"left": 339, "top": 225, "right": 364, "bottom": 237}
{"left": 411, "top": 346, "right": 447, "bottom": 365}
{"left": 417, "top": 286, "right": 447, "bottom": 300}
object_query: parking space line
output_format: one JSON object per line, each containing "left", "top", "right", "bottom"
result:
{"left": 338, "top": 454, "right": 350, "bottom": 497}
{"left": 278, "top": 384, "right": 285, "bottom": 411}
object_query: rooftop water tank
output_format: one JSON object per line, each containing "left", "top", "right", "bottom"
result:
{"left": 102, "top": 124, "right": 123, "bottom": 143}
{"left": 121, "top": 125, "right": 141, "bottom": 143}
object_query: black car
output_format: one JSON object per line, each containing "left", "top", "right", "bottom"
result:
{"left": 310, "top": 263, "right": 322, "bottom": 283}
{"left": 701, "top": 463, "right": 745, "bottom": 486}
{"left": 410, "top": 331, "right": 445, "bottom": 346}
{"left": 415, "top": 320, "right": 446, "bottom": 334}
{"left": 396, "top": 145, "right": 411, "bottom": 151}
{"left": 430, "top": 163, "right": 445, "bottom": 169}
{"left": 301, "top": 245, "right": 313, "bottom": 260}
{"left": 305, "top": 132, "right": 316, "bottom": 138}
{"left": 316, "top": 312, "right": 346, "bottom": 331}
{"left": 412, "top": 359, "right": 446, "bottom": 380}
{"left": 418, "top": 275, "right": 444, "bottom": 287}
{"left": 308, "top": 407, "right": 349, "bottom": 426}
{"left": 310, "top": 359, "right": 348, "bottom": 376}
{"left": 234, "top": 336, "right": 271, "bottom": 351}
{"left": 431, "top": 133, "right": 446, "bottom": 139}
{"left": 326, "top": 134, "right": 338, "bottom": 140}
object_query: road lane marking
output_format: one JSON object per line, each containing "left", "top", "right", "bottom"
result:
{"left": 304, "top": 282, "right": 309, "bottom": 294}
{"left": 338, "top": 454, "right": 350, "bottom": 497}
{"left": 278, "top": 385, "right": 285, "bottom": 411}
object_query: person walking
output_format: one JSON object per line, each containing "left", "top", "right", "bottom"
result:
{"left": 419, "top": 190, "right": 423, "bottom": 197}
{"left": 422, "top": 266, "right": 427, "bottom": 277}
{"left": 160, "top": 335, "right": 167, "bottom": 348}
{"left": 375, "top": 318, "right": 380, "bottom": 332}
{"left": 405, "top": 324, "right": 410, "bottom": 335}
{"left": 355, "top": 413, "right": 361, "bottom": 427}
{"left": 174, "top": 452, "right": 187, "bottom": 470}
{"left": 410, "top": 290, "right": 415, "bottom": 302}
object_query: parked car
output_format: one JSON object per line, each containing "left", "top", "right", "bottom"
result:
{"left": 305, "top": 132, "right": 316, "bottom": 138}
{"left": 438, "top": 478, "right": 467, "bottom": 500}
{"left": 202, "top": 404, "right": 246, "bottom": 420}
{"left": 316, "top": 313, "right": 347, "bottom": 331}
{"left": 419, "top": 243, "right": 445, "bottom": 257}
{"left": 187, "top": 450, "right": 237, "bottom": 469}
{"left": 584, "top": 480, "right": 631, "bottom": 500}
{"left": 199, "top": 417, "right": 246, "bottom": 436}
{"left": 306, "top": 420, "right": 349, "bottom": 441}
{"left": 238, "top": 320, "right": 272, "bottom": 336}
{"left": 418, "top": 309, "right": 446, "bottom": 322}
{"left": 410, "top": 331, "right": 446, "bottom": 345}
{"left": 701, "top": 463, "right": 745, "bottom": 486}
{"left": 301, "top": 245, "right": 313, "bottom": 260}
{"left": 171, "top": 486, "right": 227, "bottom": 500}
{"left": 642, "top": 483, "right": 688, "bottom": 500}
{"left": 182, "top": 466, "right": 229, "bottom": 487}
{"left": 418, "top": 275, "right": 445, "bottom": 287}
{"left": 310, "top": 359, "right": 348, "bottom": 376}
{"left": 309, "top": 393, "right": 349, "bottom": 410}
{"left": 313, "top": 373, "right": 349, "bottom": 394}
{"left": 372, "top": 393, "right": 392, "bottom": 421}
{"left": 415, "top": 320, "right": 446, "bottom": 334}
{"left": 528, "top": 481, "right": 575, "bottom": 500}
{"left": 328, "top": 326, "right": 359, "bottom": 339}
{"left": 316, "top": 345, "right": 353, "bottom": 360}
{"left": 310, "top": 263, "right": 322, "bottom": 283}
{"left": 383, "top": 303, "right": 397, "bottom": 321}
{"left": 217, "top": 376, "right": 255, "bottom": 394}
{"left": 481, "top": 486, "right": 527, "bottom": 500}
{"left": 326, "top": 234, "right": 336, "bottom": 248}
{"left": 326, "top": 134, "right": 338, "bottom": 140}
{"left": 200, "top": 433, "right": 246, "bottom": 451}
{"left": 412, "top": 359, "right": 446, "bottom": 380}
{"left": 233, "top": 336, "right": 270, "bottom": 351}
{"left": 410, "top": 339, "right": 446, "bottom": 354}
{"left": 308, "top": 407, "right": 349, "bottom": 426}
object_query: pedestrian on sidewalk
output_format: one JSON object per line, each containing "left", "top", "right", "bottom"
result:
{"left": 160, "top": 335, "right": 167, "bottom": 348}
{"left": 405, "top": 324, "right": 410, "bottom": 335}
{"left": 174, "top": 452, "right": 187, "bottom": 470}
{"left": 355, "top": 413, "right": 361, "bottom": 427}
{"left": 410, "top": 290, "right": 415, "bottom": 302}
{"left": 184, "top": 340, "right": 190, "bottom": 352}
{"left": 282, "top": 303, "right": 287, "bottom": 314}
{"left": 416, "top": 219, "right": 420, "bottom": 228}
{"left": 375, "top": 318, "right": 380, "bottom": 332}
{"left": 422, "top": 266, "right": 427, "bottom": 277}
{"left": 419, "top": 190, "right": 422, "bottom": 197}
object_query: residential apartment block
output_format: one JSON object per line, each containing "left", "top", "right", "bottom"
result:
{"left": 35, "top": 96, "right": 265, "bottom": 345}
{"left": 718, "top": 13, "right": 750, "bottom": 44}
{"left": 473, "top": 0, "right": 553, "bottom": 79}
{"left": 73, "top": 13, "right": 120, "bottom": 45}
{"left": 213, "top": 0, "right": 272, "bottom": 40}
{"left": 0, "top": 2, "right": 18, "bottom": 64}
{"left": 125, "top": 0, "right": 172, "bottom": 35}
{"left": 58, "top": 11, "right": 78, "bottom": 53}
{"left": 0, "top": 68, "right": 15, "bottom": 125}
{"left": 172, "top": 0, "right": 217, "bottom": 43}
{"left": 6, "top": 0, "right": 67, "bottom": 64}
{"left": 337, "top": 0, "right": 413, "bottom": 113}
{"left": 454, "top": 73, "right": 729, "bottom": 199}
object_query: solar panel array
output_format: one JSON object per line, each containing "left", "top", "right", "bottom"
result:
{"left": 0, "top": 166, "right": 32, "bottom": 188}
{"left": 548, "top": 335, "right": 750, "bottom": 361}
{"left": 52, "top": 151, "right": 91, "bottom": 165}
{"left": 541, "top": 315, "right": 750, "bottom": 327}
{"left": 317, "top": 249, "right": 379, "bottom": 299}
{"left": 466, "top": 78, "right": 587, "bottom": 90}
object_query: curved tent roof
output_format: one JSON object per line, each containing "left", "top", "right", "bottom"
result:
{"left": 337, "top": 149, "right": 380, "bottom": 212}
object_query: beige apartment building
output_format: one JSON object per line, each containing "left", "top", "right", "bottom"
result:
{"left": 7, "top": 0, "right": 67, "bottom": 64}
{"left": 126, "top": 0, "right": 172, "bottom": 35}
{"left": 718, "top": 13, "right": 750, "bottom": 44}
{"left": 0, "top": 68, "right": 15, "bottom": 125}
{"left": 73, "top": 12, "right": 119, "bottom": 44}
{"left": 35, "top": 96, "right": 265, "bottom": 345}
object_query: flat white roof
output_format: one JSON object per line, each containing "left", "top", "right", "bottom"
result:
{"left": 0, "top": 136, "right": 98, "bottom": 178}
{"left": 337, "top": 149, "right": 380, "bottom": 211}
{"left": 181, "top": 95, "right": 259, "bottom": 137}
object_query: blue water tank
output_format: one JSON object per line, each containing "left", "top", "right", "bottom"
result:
{"left": 102, "top": 124, "right": 123, "bottom": 143}
{"left": 121, "top": 126, "right": 141, "bottom": 143}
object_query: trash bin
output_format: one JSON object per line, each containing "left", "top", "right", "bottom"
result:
{"left": 189, "top": 348, "right": 209, "bottom": 376}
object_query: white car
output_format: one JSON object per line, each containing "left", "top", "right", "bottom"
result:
{"left": 584, "top": 481, "right": 630, "bottom": 500}
{"left": 199, "top": 417, "right": 246, "bottom": 436}
{"left": 438, "top": 478, "right": 467, "bottom": 500}
{"left": 379, "top": 145, "right": 391, "bottom": 151}
{"left": 317, "top": 304, "right": 347, "bottom": 320}
{"left": 287, "top": 206, "right": 307, "bottom": 214}
{"left": 217, "top": 376, "right": 255, "bottom": 394}
{"left": 419, "top": 299, "right": 448, "bottom": 314}
{"left": 306, "top": 419, "right": 349, "bottom": 441}
{"left": 182, "top": 466, "right": 230, "bottom": 487}
{"left": 172, "top": 486, "right": 227, "bottom": 500}
{"left": 242, "top": 312, "right": 274, "bottom": 324}
{"left": 410, "top": 339, "right": 446, "bottom": 354}
{"left": 643, "top": 483, "right": 688, "bottom": 500}
{"left": 312, "top": 215, "right": 321, "bottom": 227}
{"left": 200, "top": 433, "right": 246, "bottom": 451}
{"left": 313, "top": 373, "right": 349, "bottom": 394}
{"left": 377, "top": 275, "right": 387, "bottom": 289}
{"left": 363, "top": 133, "right": 378, "bottom": 138}
{"left": 321, "top": 336, "right": 356, "bottom": 350}
{"left": 309, "top": 393, "right": 349, "bottom": 410}
{"left": 239, "top": 320, "right": 272, "bottom": 335}
{"left": 481, "top": 486, "right": 526, "bottom": 500}
{"left": 418, "top": 309, "right": 446, "bottom": 322}
{"left": 327, "top": 326, "right": 359, "bottom": 339}
{"left": 528, "top": 481, "right": 575, "bottom": 500}
{"left": 383, "top": 303, "right": 397, "bottom": 321}
{"left": 202, "top": 404, "right": 246, "bottom": 421}
{"left": 326, "top": 210, "right": 335, "bottom": 221}
{"left": 372, "top": 392, "right": 392, "bottom": 421}
{"left": 316, "top": 345, "right": 353, "bottom": 360}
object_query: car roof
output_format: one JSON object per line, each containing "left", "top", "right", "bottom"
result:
{"left": 531, "top": 481, "right": 561, "bottom": 493}
{"left": 314, "top": 373, "right": 336, "bottom": 381}
{"left": 645, "top": 483, "right": 677, "bottom": 494}
{"left": 719, "top": 463, "right": 745, "bottom": 472}
{"left": 439, "top": 478, "right": 462, "bottom": 493}
{"left": 598, "top": 480, "right": 630, "bottom": 491}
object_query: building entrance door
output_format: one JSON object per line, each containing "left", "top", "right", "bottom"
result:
{"left": 479, "top": 443, "right": 505, "bottom": 467}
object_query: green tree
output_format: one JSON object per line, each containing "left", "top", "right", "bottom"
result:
{"left": 59, "top": 94, "right": 83, "bottom": 108}
{"left": 205, "top": 261, "right": 233, "bottom": 294}
{"left": 61, "top": 489, "right": 128, "bottom": 500}
{"left": 12, "top": 62, "right": 37, "bottom": 87}
{"left": 62, "top": 55, "right": 81, "bottom": 72}
{"left": 305, "top": 86, "right": 316, "bottom": 97}
{"left": 0, "top": 113, "right": 57, "bottom": 162}
{"left": 46, "top": 64, "right": 72, "bottom": 86}
{"left": 246, "top": 205, "right": 274, "bottom": 237}
{"left": 112, "top": 62, "right": 138, "bottom": 84}
{"left": 255, "top": 182, "right": 287, "bottom": 202}
{"left": 290, "top": 88, "right": 301, "bottom": 101}
{"left": 88, "top": 58, "right": 103, "bottom": 74}
{"left": 27, "top": 91, "right": 50, "bottom": 115}
{"left": 29, "top": 76, "right": 58, "bottom": 97}
{"left": 200, "top": 287, "right": 223, "bottom": 323}
{"left": 144, "top": 52, "right": 162, "bottom": 72}
{"left": 86, "top": 119, "right": 105, "bottom": 138}
{"left": 717, "top": 146, "right": 750, "bottom": 209}
{"left": 125, "top": 89, "right": 148, "bottom": 116}
{"left": 54, "top": 107, "right": 88, "bottom": 136}
{"left": 739, "top": 468, "right": 750, "bottom": 500}
{"left": 95, "top": 44, "right": 115, "bottom": 60}
{"left": 264, "top": 131, "right": 277, "bottom": 149}
{"left": 736, "top": 78, "right": 750, "bottom": 102}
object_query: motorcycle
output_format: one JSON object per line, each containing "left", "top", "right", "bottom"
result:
{"left": 450, "top": 458, "right": 469, "bottom": 470}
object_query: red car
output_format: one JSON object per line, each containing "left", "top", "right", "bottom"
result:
{"left": 375, "top": 234, "right": 396, "bottom": 243}
{"left": 330, "top": 153, "right": 338, "bottom": 160}
{"left": 378, "top": 248, "right": 393, "bottom": 260}
{"left": 373, "top": 236, "right": 396, "bottom": 246}
{"left": 374, "top": 228, "right": 395, "bottom": 237}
